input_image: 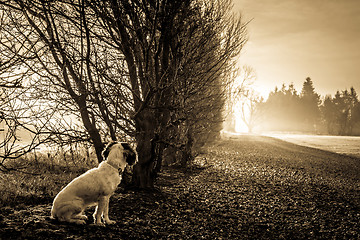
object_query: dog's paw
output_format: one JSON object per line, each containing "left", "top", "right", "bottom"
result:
{"left": 75, "top": 219, "right": 86, "bottom": 225}
{"left": 78, "top": 215, "right": 88, "bottom": 220}
{"left": 74, "top": 214, "right": 88, "bottom": 221}
{"left": 94, "top": 222, "right": 106, "bottom": 227}
{"left": 105, "top": 220, "right": 116, "bottom": 225}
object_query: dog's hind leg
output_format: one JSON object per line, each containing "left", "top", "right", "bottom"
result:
{"left": 56, "top": 203, "right": 86, "bottom": 225}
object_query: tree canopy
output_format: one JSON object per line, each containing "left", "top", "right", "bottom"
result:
{"left": 0, "top": 0, "right": 247, "bottom": 187}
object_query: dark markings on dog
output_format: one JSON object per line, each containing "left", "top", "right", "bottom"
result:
{"left": 121, "top": 142, "right": 137, "bottom": 165}
{"left": 121, "top": 142, "right": 132, "bottom": 151}
{"left": 102, "top": 141, "right": 118, "bottom": 160}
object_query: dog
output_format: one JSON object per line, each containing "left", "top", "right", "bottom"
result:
{"left": 51, "top": 142, "right": 137, "bottom": 225}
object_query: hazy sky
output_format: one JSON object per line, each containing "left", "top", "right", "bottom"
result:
{"left": 233, "top": 0, "right": 360, "bottom": 98}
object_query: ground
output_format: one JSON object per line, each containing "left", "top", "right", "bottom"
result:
{"left": 1, "top": 135, "right": 360, "bottom": 239}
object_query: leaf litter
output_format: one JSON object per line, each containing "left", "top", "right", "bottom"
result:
{"left": 1, "top": 135, "right": 360, "bottom": 239}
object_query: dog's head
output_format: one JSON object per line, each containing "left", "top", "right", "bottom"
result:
{"left": 119, "top": 142, "right": 137, "bottom": 166}
{"left": 102, "top": 141, "right": 137, "bottom": 171}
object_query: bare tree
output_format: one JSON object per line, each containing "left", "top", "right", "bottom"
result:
{"left": 224, "top": 65, "right": 256, "bottom": 132}
{"left": 93, "top": 0, "right": 247, "bottom": 186}
{"left": 0, "top": 0, "right": 247, "bottom": 188}
{"left": 0, "top": 83, "right": 57, "bottom": 171}
{"left": 0, "top": 0, "right": 136, "bottom": 162}
{"left": 154, "top": 0, "right": 247, "bottom": 167}
{"left": 239, "top": 89, "right": 264, "bottom": 133}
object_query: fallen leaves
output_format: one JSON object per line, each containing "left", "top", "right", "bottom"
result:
{"left": 1, "top": 135, "right": 360, "bottom": 239}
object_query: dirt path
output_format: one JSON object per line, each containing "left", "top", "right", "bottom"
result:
{"left": 1, "top": 135, "right": 360, "bottom": 239}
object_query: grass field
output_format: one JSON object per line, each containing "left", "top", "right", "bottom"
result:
{"left": 264, "top": 133, "right": 360, "bottom": 158}
{"left": 1, "top": 135, "right": 359, "bottom": 239}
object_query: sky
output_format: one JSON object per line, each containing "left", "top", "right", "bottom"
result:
{"left": 232, "top": 0, "right": 360, "bottom": 99}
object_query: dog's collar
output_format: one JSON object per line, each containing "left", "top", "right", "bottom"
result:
{"left": 104, "top": 161, "right": 123, "bottom": 173}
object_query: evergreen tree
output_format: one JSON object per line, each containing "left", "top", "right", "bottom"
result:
{"left": 261, "top": 84, "right": 302, "bottom": 131}
{"left": 300, "top": 77, "right": 321, "bottom": 131}
{"left": 321, "top": 87, "right": 360, "bottom": 135}
{"left": 348, "top": 87, "right": 360, "bottom": 134}
{"left": 321, "top": 95, "right": 337, "bottom": 134}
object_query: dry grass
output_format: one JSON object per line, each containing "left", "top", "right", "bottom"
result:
{"left": 0, "top": 154, "right": 92, "bottom": 207}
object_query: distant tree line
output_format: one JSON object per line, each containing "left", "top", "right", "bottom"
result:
{"left": 259, "top": 77, "right": 360, "bottom": 135}
{"left": 322, "top": 88, "right": 360, "bottom": 135}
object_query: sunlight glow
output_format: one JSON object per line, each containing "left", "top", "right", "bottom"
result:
{"left": 253, "top": 83, "right": 270, "bottom": 100}
{"left": 227, "top": 68, "right": 270, "bottom": 134}
{"left": 234, "top": 100, "right": 250, "bottom": 133}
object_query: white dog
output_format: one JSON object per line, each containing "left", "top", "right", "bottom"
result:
{"left": 51, "top": 142, "right": 137, "bottom": 225}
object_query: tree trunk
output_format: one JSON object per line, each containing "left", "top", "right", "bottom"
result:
{"left": 153, "top": 141, "right": 165, "bottom": 175}
{"left": 132, "top": 133, "right": 155, "bottom": 189}
{"left": 180, "top": 127, "right": 194, "bottom": 168}
{"left": 131, "top": 109, "right": 158, "bottom": 189}
{"left": 77, "top": 100, "right": 104, "bottom": 162}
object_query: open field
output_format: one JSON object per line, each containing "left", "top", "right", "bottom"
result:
{"left": 264, "top": 133, "right": 360, "bottom": 158}
{"left": 1, "top": 135, "right": 360, "bottom": 239}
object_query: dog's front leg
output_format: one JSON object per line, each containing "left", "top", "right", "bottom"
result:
{"left": 93, "top": 197, "right": 107, "bottom": 226}
{"left": 103, "top": 196, "right": 116, "bottom": 225}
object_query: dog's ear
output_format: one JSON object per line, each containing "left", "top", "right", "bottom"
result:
{"left": 102, "top": 141, "right": 118, "bottom": 160}
{"left": 121, "top": 142, "right": 132, "bottom": 151}
{"left": 121, "top": 143, "right": 137, "bottom": 165}
{"left": 124, "top": 151, "right": 137, "bottom": 165}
